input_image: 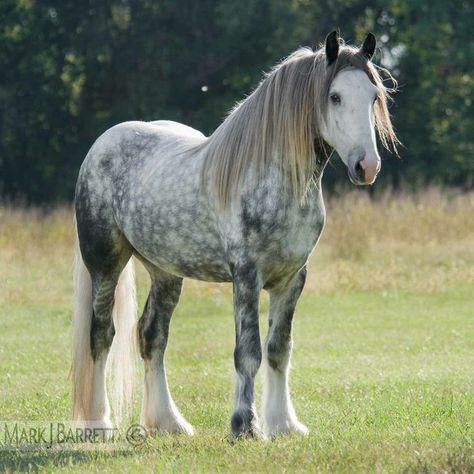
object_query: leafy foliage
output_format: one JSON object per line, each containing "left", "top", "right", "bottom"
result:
{"left": 0, "top": 0, "right": 472, "bottom": 203}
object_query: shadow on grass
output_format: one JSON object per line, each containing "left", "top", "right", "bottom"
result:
{"left": 0, "top": 447, "right": 139, "bottom": 473}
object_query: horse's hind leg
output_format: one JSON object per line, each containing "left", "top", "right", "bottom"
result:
{"left": 78, "top": 218, "right": 132, "bottom": 429}
{"left": 262, "top": 267, "right": 308, "bottom": 438}
{"left": 138, "top": 266, "right": 194, "bottom": 435}
{"left": 89, "top": 269, "right": 127, "bottom": 429}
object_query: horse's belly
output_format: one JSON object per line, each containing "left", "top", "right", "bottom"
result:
{"left": 125, "top": 223, "right": 232, "bottom": 282}
{"left": 139, "top": 250, "right": 233, "bottom": 282}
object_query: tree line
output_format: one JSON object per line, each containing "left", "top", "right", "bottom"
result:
{"left": 0, "top": 0, "right": 472, "bottom": 203}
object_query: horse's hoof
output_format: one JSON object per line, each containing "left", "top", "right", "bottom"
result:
{"left": 291, "top": 420, "right": 309, "bottom": 436}
{"left": 263, "top": 418, "right": 309, "bottom": 438}
{"left": 142, "top": 416, "right": 194, "bottom": 436}
{"left": 75, "top": 418, "right": 115, "bottom": 442}
{"left": 231, "top": 411, "right": 263, "bottom": 440}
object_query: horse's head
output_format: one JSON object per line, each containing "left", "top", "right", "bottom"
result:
{"left": 318, "top": 31, "right": 397, "bottom": 185}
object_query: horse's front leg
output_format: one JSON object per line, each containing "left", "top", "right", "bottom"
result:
{"left": 231, "top": 263, "right": 263, "bottom": 438}
{"left": 262, "top": 266, "right": 308, "bottom": 438}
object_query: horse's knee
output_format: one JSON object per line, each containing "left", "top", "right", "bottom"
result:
{"left": 266, "top": 336, "right": 292, "bottom": 370}
{"left": 234, "top": 332, "right": 262, "bottom": 377}
{"left": 138, "top": 276, "right": 182, "bottom": 360}
{"left": 137, "top": 296, "right": 169, "bottom": 360}
{"left": 90, "top": 278, "right": 118, "bottom": 360}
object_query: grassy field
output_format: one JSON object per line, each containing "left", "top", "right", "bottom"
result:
{"left": 1, "top": 189, "right": 473, "bottom": 473}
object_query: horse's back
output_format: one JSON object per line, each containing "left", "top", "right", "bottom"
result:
{"left": 75, "top": 119, "right": 205, "bottom": 238}
{"left": 149, "top": 120, "right": 206, "bottom": 139}
{"left": 77, "top": 120, "right": 205, "bottom": 191}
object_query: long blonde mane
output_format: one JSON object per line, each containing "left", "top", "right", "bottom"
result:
{"left": 198, "top": 42, "right": 399, "bottom": 208}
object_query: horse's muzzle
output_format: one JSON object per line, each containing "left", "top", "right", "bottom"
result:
{"left": 348, "top": 152, "right": 380, "bottom": 185}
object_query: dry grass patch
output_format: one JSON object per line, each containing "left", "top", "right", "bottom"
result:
{"left": 1, "top": 189, "right": 473, "bottom": 301}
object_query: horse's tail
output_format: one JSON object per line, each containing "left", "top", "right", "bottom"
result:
{"left": 107, "top": 254, "right": 138, "bottom": 423}
{"left": 72, "top": 225, "right": 94, "bottom": 423}
{"left": 72, "top": 222, "right": 138, "bottom": 425}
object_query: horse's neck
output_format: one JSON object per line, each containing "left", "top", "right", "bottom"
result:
{"left": 251, "top": 159, "right": 325, "bottom": 211}
{"left": 267, "top": 146, "right": 327, "bottom": 203}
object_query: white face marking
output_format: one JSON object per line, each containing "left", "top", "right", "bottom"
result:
{"left": 320, "top": 69, "right": 381, "bottom": 185}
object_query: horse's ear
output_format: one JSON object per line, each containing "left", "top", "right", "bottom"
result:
{"left": 325, "top": 30, "right": 339, "bottom": 65}
{"left": 361, "top": 32, "right": 376, "bottom": 60}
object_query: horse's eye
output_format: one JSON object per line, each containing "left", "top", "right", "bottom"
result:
{"left": 330, "top": 93, "right": 341, "bottom": 104}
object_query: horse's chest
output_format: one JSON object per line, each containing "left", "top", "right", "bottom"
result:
{"left": 284, "top": 216, "right": 323, "bottom": 256}
{"left": 272, "top": 213, "right": 323, "bottom": 261}
{"left": 239, "top": 199, "right": 325, "bottom": 284}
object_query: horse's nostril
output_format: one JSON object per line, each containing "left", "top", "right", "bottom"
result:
{"left": 355, "top": 160, "right": 365, "bottom": 180}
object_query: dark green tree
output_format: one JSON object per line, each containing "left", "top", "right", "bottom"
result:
{"left": 0, "top": 0, "right": 472, "bottom": 203}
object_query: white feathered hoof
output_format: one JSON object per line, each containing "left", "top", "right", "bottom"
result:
{"left": 263, "top": 416, "right": 309, "bottom": 439}
{"left": 141, "top": 412, "right": 194, "bottom": 436}
{"left": 78, "top": 418, "right": 116, "bottom": 442}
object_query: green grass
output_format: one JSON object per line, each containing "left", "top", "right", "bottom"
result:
{"left": 1, "top": 192, "right": 474, "bottom": 472}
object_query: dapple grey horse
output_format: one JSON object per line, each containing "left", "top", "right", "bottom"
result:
{"left": 72, "top": 31, "right": 398, "bottom": 439}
